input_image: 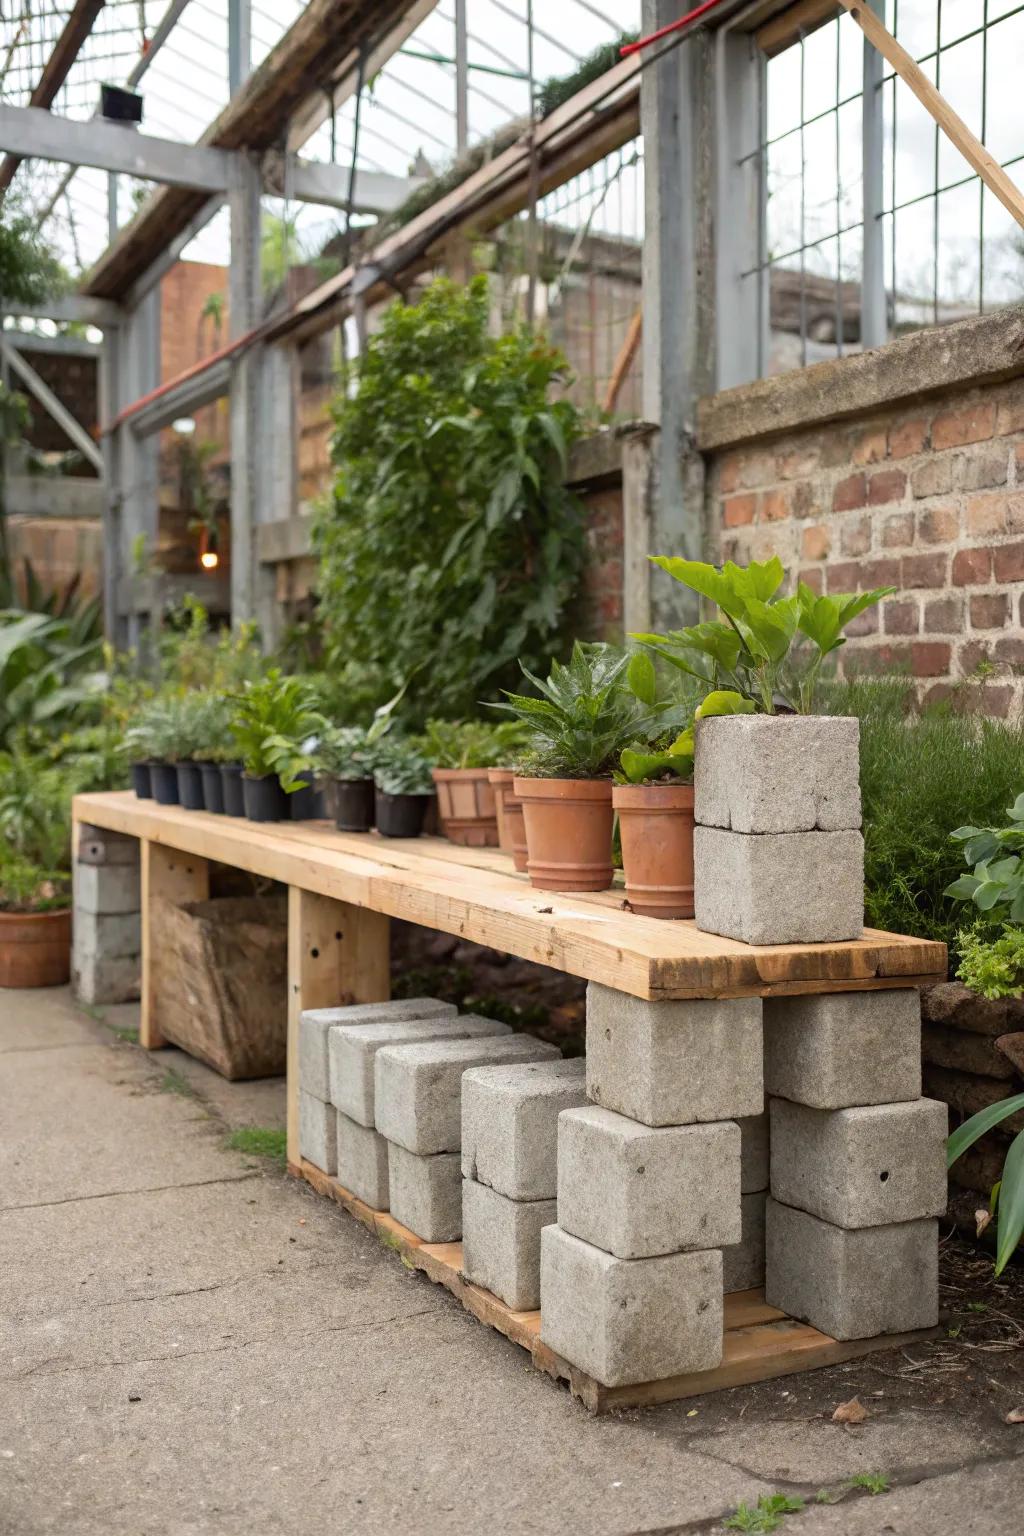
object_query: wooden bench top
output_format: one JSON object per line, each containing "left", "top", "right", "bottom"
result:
{"left": 73, "top": 791, "right": 947, "bottom": 1002}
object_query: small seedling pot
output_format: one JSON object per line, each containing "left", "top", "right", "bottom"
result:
{"left": 149, "top": 761, "right": 180, "bottom": 805}
{"left": 514, "top": 777, "right": 614, "bottom": 891}
{"left": 432, "top": 767, "right": 499, "bottom": 846}
{"left": 289, "top": 775, "right": 326, "bottom": 821}
{"left": 199, "top": 762, "right": 225, "bottom": 814}
{"left": 130, "top": 761, "right": 153, "bottom": 799}
{"left": 613, "top": 782, "right": 695, "bottom": 920}
{"left": 242, "top": 773, "right": 287, "bottom": 823}
{"left": 489, "top": 768, "right": 528, "bottom": 871}
{"left": 333, "top": 776, "right": 375, "bottom": 832}
{"left": 220, "top": 763, "right": 245, "bottom": 817}
{"left": 375, "top": 788, "right": 433, "bottom": 839}
{"left": 0, "top": 908, "right": 71, "bottom": 989}
{"left": 176, "top": 761, "right": 205, "bottom": 811}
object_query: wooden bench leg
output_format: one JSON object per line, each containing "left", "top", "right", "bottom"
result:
{"left": 287, "top": 888, "right": 390, "bottom": 1173}
{"left": 140, "top": 840, "right": 210, "bottom": 1050}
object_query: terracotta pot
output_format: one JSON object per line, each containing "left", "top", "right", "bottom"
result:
{"left": 513, "top": 777, "right": 614, "bottom": 891}
{"left": 489, "top": 768, "right": 528, "bottom": 872}
{"left": 432, "top": 767, "right": 499, "bottom": 847}
{"left": 0, "top": 908, "right": 71, "bottom": 989}
{"left": 614, "top": 783, "right": 695, "bottom": 920}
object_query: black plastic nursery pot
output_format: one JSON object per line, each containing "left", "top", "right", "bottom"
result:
{"left": 375, "top": 789, "right": 433, "bottom": 839}
{"left": 220, "top": 763, "right": 245, "bottom": 817}
{"left": 334, "top": 776, "right": 375, "bottom": 833}
{"left": 130, "top": 761, "right": 153, "bottom": 799}
{"left": 289, "top": 776, "right": 326, "bottom": 821}
{"left": 176, "top": 761, "right": 205, "bottom": 811}
{"left": 243, "top": 773, "right": 287, "bottom": 823}
{"left": 150, "top": 761, "right": 180, "bottom": 805}
{"left": 199, "top": 762, "right": 225, "bottom": 814}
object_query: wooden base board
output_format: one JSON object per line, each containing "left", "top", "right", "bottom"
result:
{"left": 298, "top": 1160, "right": 939, "bottom": 1413}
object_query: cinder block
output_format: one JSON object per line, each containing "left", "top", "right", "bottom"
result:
{"left": 764, "top": 990, "right": 921, "bottom": 1109}
{"left": 461, "top": 1057, "right": 587, "bottom": 1200}
{"left": 299, "top": 997, "right": 456, "bottom": 1102}
{"left": 74, "top": 861, "right": 141, "bottom": 915}
{"left": 77, "top": 824, "right": 140, "bottom": 866}
{"left": 694, "top": 715, "right": 861, "bottom": 833}
{"left": 540, "top": 1225, "right": 723, "bottom": 1387}
{"left": 462, "top": 1177, "right": 556, "bottom": 1310}
{"left": 387, "top": 1143, "right": 462, "bottom": 1241}
{"left": 375, "top": 1034, "right": 561, "bottom": 1156}
{"left": 557, "top": 1106, "right": 741, "bottom": 1259}
{"left": 329, "top": 1014, "right": 510, "bottom": 1126}
{"left": 73, "top": 910, "right": 141, "bottom": 961}
{"left": 723, "top": 1191, "right": 767, "bottom": 1294}
{"left": 694, "top": 825, "right": 864, "bottom": 946}
{"left": 765, "top": 1198, "right": 938, "bottom": 1339}
{"left": 770, "top": 1097, "right": 948, "bottom": 1228}
{"left": 586, "top": 983, "right": 763, "bottom": 1126}
{"left": 299, "top": 1090, "right": 336, "bottom": 1174}
{"left": 72, "top": 952, "right": 140, "bottom": 1005}
{"left": 739, "top": 1112, "right": 769, "bottom": 1193}
{"left": 336, "top": 1111, "right": 389, "bottom": 1210}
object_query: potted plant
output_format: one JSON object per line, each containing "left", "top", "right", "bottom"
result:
{"left": 229, "top": 671, "right": 326, "bottom": 824}
{"left": 126, "top": 700, "right": 181, "bottom": 805}
{"left": 0, "top": 856, "right": 72, "bottom": 988}
{"left": 419, "top": 719, "right": 528, "bottom": 847}
{"left": 317, "top": 726, "right": 377, "bottom": 832}
{"left": 489, "top": 765, "right": 528, "bottom": 870}
{"left": 170, "top": 694, "right": 209, "bottom": 811}
{"left": 493, "top": 643, "right": 660, "bottom": 892}
{"left": 181, "top": 693, "right": 234, "bottom": 814}
{"left": 373, "top": 742, "right": 436, "bottom": 838}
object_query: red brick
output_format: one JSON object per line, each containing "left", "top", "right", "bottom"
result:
{"left": 777, "top": 447, "right": 820, "bottom": 480}
{"left": 833, "top": 472, "right": 867, "bottom": 513}
{"left": 959, "top": 640, "right": 992, "bottom": 675}
{"left": 723, "top": 494, "right": 757, "bottom": 528}
{"left": 760, "top": 487, "right": 791, "bottom": 522}
{"left": 881, "top": 512, "right": 915, "bottom": 548}
{"left": 840, "top": 516, "right": 872, "bottom": 557}
{"left": 951, "top": 548, "right": 992, "bottom": 586}
{"left": 889, "top": 417, "right": 929, "bottom": 459}
{"left": 821, "top": 429, "right": 855, "bottom": 468}
{"left": 1015, "top": 442, "right": 1024, "bottom": 481}
{"left": 798, "top": 567, "right": 824, "bottom": 593}
{"left": 718, "top": 453, "right": 743, "bottom": 494}
{"left": 861, "top": 557, "right": 901, "bottom": 588}
{"left": 917, "top": 507, "right": 959, "bottom": 544}
{"left": 958, "top": 448, "right": 1009, "bottom": 492}
{"left": 901, "top": 553, "right": 947, "bottom": 589}
{"left": 923, "top": 596, "right": 963, "bottom": 633}
{"left": 853, "top": 426, "right": 888, "bottom": 466}
{"left": 932, "top": 401, "right": 996, "bottom": 450}
{"left": 911, "top": 458, "right": 954, "bottom": 498}
{"left": 980, "top": 685, "right": 1014, "bottom": 718}
{"left": 993, "top": 541, "right": 1024, "bottom": 583}
{"left": 867, "top": 469, "right": 907, "bottom": 506}
{"left": 736, "top": 452, "right": 775, "bottom": 489}
{"left": 995, "top": 637, "right": 1024, "bottom": 667}
{"left": 826, "top": 560, "right": 863, "bottom": 593}
{"left": 971, "top": 593, "right": 1009, "bottom": 629}
{"left": 912, "top": 641, "right": 952, "bottom": 677}
{"left": 995, "top": 384, "right": 1024, "bottom": 436}
{"left": 966, "top": 493, "right": 1007, "bottom": 537}
{"left": 801, "top": 524, "right": 831, "bottom": 561}
{"left": 846, "top": 606, "right": 880, "bottom": 638}
{"left": 791, "top": 482, "right": 821, "bottom": 520}
{"left": 884, "top": 600, "right": 919, "bottom": 636}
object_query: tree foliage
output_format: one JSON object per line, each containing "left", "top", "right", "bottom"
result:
{"left": 0, "top": 194, "right": 64, "bottom": 304}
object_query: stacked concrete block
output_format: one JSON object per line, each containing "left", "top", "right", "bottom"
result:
{"left": 374, "top": 1033, "right": 562, "bottom": 1242}
{"left": 724, "top": 1112, "right": 770, "bottom": 1294}
{"left": 461, "top": 1058, "right": 586, "bottom": 1309}
{"left": 693, "top": 715, "right": 865, "bottom": 945}
{"left": 71, "top": 824, "right": 141, "bottom": 1005}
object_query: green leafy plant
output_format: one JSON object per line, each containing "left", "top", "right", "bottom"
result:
{"left": 634, "top": 556, "right": 893, "bottom": 715}
{"left": 847, "top": 1473, "right": 890, "bottom": 1495}
{"left": 373, "top": 741, "right": 436, "bottom": 797}
{"left": 317, "top": 725, "right": 376, "bottom": 781}
{"left": 125, "top": 698, "right": 184, "bottom": 764}
{"left": 0, "top": 855, "right": 70, "bottom": 914}
{"left": 724, "top": 1493, "right": 804, "bottom": 1533}
{"left": 229, "top": 671, "right": 326, "bottom": 790}
{"left": 945, "top": 793, "right": 1024, "bottom": 921}
{"left": 955, "top": 924, "right": 1024, "bottom": 999}
{"left": 947, "top": 1094, "right": 1024, "bottom": 1276}
{"left": 417, "top": 718, "right": 528, "bottom": 770}
{"left": 0, "top": 606, "right": 105, "bottom": 751}
{"left": 616, "top": 651, "right": 697, "bottom": 785}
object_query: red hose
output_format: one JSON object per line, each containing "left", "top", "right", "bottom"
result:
{"left": 621, "top": 0, "right": 730, "bottom": 55}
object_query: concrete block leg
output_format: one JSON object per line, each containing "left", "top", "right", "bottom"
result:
{"left": 72, "top": 840, "right": 142, "bottom": 1005}
{"left": 461, "top": 1058, "right": 587, "bottom": 1201}
{"left": 764, "top": 990, "right": 922, "bottom": 1109}
{"left": 462, "top": 1178, "right": 556, "bottom": 1310}
{"left": 693, "top": 826, "right": 865, "bottom": 946}
{"left": 723, "top": 1191, "right": 767, "bottom": 1294}
{"left": 336, "top": 1111, "right": 390, "bottom": 1210}
{"left": 388, "top": 1143, "right": 462, "bottom": 1242}
{"left": 299, "top": 1091, "right": 337, "bottom": 1175}
{"left": 328, "top": 1013, "right": 508, "bottom": 1127}
{"left": 299, "top": 998, "right": 457, "bottom": 1104}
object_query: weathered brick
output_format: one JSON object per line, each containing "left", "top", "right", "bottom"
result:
{"left": 916, "top": 506, "right": 958, "bottom": 544}
{"left": 735, "top": 451, "right": 775, "bottom": 489}
{"left": 825, "top": 559, "right": 861, "bottom": 592}
{"left": 791, "top": 481, "right": 822, "bottom": 520}
{"left": 993, "top": 541, "right": 1024, "bottom": 583}
{"left": 867, "top": 468, "right": 907, "bottom": 505}
{"left": 778, "top": 446, "right": 820, "bottom": 479}
{"left": 932, "top": 400, "right": 995, "bottom": 450}
{"left": 723, "top": 493, "right": 757, "bottom": 528}
{"left": 889, "top": 417, "right": 928, "bottom": 458}
{"left": 952, "top": 546, "right": 992, "bottom": 585}
{"left": 958, "top": 640, "right": 991, "bottom": 675}
{"left": 718, "top": 453, "right": 743, "bottom": 494}
{"left": 958, "top": 448, "right": 1008, "bottom": 491}
{"left": 923, "top": 596, "right": 963, "bottom": 633}
{"left": 884, "top": 599, "right": 919, "bottom": 635}
{"left": 833, "top": 472, "right": 867, "bottom": 512}
{"left": 845, "top": 606, "right": 879, "bottom": 638}
{"left": 901, "top": 552, "right": 947, "bottom": 588}
{"left": 1015, "top": 442, "right": 1024, "bottom": 480}
{"left": 912, "top": 458, "right": 954, "bottom": 498}
{"left": 971, "top": 593, "right": 1009, "bottom": 630}
{"left": 853, "top": 425, "right": 888, "bottom": 465}
{"left": 821, "top": 428, "right": 855, "bottom": 468}
{"left": 801, "top": 524, "right": 831, "bottom": 561}
{"left": 912, "top": 641, "right": 952, "bottom": 676}
{"left": 966, "top": 493, "right": 1007, "bottom": 536}
{"left": 881, "top": 512, "right": 914, "bottom": 548}
{"left": 760, "top": 487, "right": 790, "bottom": 522}
{"left": 840, "top": 516, "right": 872, "bottom": 557}
{"left": 995, "top": 387, "right": 1024, "bottom": 436}
{"left": 799, "top": 566, "right": 824, "bottom": 593}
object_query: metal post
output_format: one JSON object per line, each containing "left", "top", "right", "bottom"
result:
{"left": 861, "top": 0, "right": 887, "bottom": 350}
{"left": 713, "top": 29, "right": 765, "bottom": 390}
{"left": 455, "top": 0, "right": 469, "bottom": 155}
{"left": 228, "top": 152, "right": 262, "bottom": 629}
{"left": 255, "top": 343, "right": 298, "bottom": 649}
{"left": 228, "top": 0, "right": 252, "bottom": 95}
{"left": 107, "top": 171, "right": 118, "bottom": 242}
{"left": 119, "top": 291, "right": 161, "bottom": 650}
{"left": 98, "top": 326, "right": 121, "bottom": 642}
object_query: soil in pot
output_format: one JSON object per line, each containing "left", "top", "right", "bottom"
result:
{"left": 614, "top": 783, "right": 695, "bottom": 920}
{"left": 375, "top": 788, "right": 433, "bottom": 838}
{"left": 220, "top": 763, "right": 245, "bottom": 817}
{"left": 514, "top": 777, "right": 614, "bottom": 891}
{"left": 150, "top": 761, "right": 180, "bottom": 805}
{"left": 130, "top": 761, "right": 153, "bottom": 799}
{"left": 199, "top": 762, "right": 225, "bottom": 814}
{"left": 489, "top": 768, "right": 528, "bottom": 871}
{"left": 0, "top": 908, "right": 71, "bottom": 988}
{"left": 433, "top": 768, "right": 499, "bottom": 846}
{"left": 242, "top": 774, "right": 287, "bottom": 823}
{"left": 334, "top": 777, "right": 375, "bottom": 832}
{"left": 177, "top": 761, "right": 205, "bottom": 811}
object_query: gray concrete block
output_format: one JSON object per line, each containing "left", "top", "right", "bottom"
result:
{"left": 72, "top": 952, "right": 140, "bottom": 1006}
{"left": 739, "top": 1112, "right": 770, "bottom": 1193}
{"left": 461, "top": 1057, "right": 587, "bottom": 1200}
{"left": 77, "top": 824, "right": 140, "bottom": 866}
{"left": 73, "top": 861, "right": 141, "bottom": 915}
{"left": 540, "top": 1225, "right": 723, "bottom": 1387}
{"left": 73, "top": 910, "right": 141, "bottom": 961}
{"left": 375, "top": 1033, "right": 561, "bottom": 1156}
{"left": 694, "top": 825, "right": 864, "bottom": 946}
{"left": 462, "top": 1177, "right": 556, "bottom": 1310}
{"left": 765, "top": 1198, "right": 939, "bottom": 1339}
{"left": 329, "top": 1014, "right": 510, "bottom": 1126}
{"left": 299, "top": 1090, "right": 336, "bottom": 1174}
{"left": 299, "top": 997, "right": 456, "bottom": 1102}
{"left": 336, "top": 1111, "right": 390, "bottom": 1210}
{"left": 557, "top": 1106, "right": 741, "bottom": 1259}
{"left": 723, "top": 1191, "right": 767, "bottom": 1294}
{"left": 586, "top": 984, "right": 763, "bottom": 1126}
{"left": 764, "top": 989, "right": 921, "bottom": 1109}
{"left": 695, "top": 715, "right": 861, "bottom": 833}
{"left": 770, "top": 1097, "right": 948, "bottom": 1228}
{"left": 387, "top": 1143, "right": 463, "bottom": 1241}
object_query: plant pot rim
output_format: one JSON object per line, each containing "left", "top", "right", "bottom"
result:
{"left": 0, "top": 905, "right": 72, "bottom": 923}
{"left": 613, "top": 782, "right": 694, "bottom": 808}
{"left": 332, "top": 772, "right": 374, "bottom": 784}
{"left": 432, "top": 765, "right": 493, "bottom": 780}
{"left": 487, "top": 766, "right": 516, "bottom": 781}
{"left": 243, "top": 771, "right": 279, "bottom": 783}
{"left": 513, "top": 776, "right": 613, "bottom": 798}
{"left": 376, "top": 788, "right": 436, "bottom": 801}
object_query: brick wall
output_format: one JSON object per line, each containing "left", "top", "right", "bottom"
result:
{"left": 707, "top": 372, "right": 1024, "bottom": 717}
{"left": 578, "top": 483, "right": 624, "bottom": 641}
{"left": 6, "top": 518, "right": 104, "bottom": 599}
{"left": 18, "top": 347, "right": 99, "bottom": 463}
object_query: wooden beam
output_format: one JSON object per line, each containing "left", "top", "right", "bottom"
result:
{"left": 0, "top": 0, "right": 105, "bottom": 194}
{"left": 141, "top": 840, "right": 210, "bottom": 1049}
{"left": 603, "top": 310, "right": 642, "bottom": 414}
{"left": 756, "top": 0, "right": 838, "bottom": 57}
{"left": 0, "top": 102, "right": 231, "bottom": 192}
{"left": 840, "top": 0, "right": 1024, "bottom": 230}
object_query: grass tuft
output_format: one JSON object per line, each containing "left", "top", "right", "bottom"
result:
{"left": 847, "top": 1472, "right": 890, "bottom": 1495}
{"left": 159, "top": 1066, "right": 197, "bottom": 1098}
{"left": 226, "top": 1126, "right": 287, "bottom": 1168}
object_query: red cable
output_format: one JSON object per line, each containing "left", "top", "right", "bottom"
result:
{"left": 620, "top": 0, "right": 729, "bottom": 55}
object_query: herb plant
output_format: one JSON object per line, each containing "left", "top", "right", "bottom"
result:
{"left": 417, "top": 718, "right": 528, "bottom": 770}
{"left": 0, "top": 856, "right": 70, "bottom": 914}
{"left": 317, "top": 726, "right": 376, "bottom": 781}
{"left": 945, "top": 794, "right": 1024, "bottom": 922}
{"left": 373, "top": 742, "right": 436, "bottom": 797}
{"left": 615, "top": 652, "right": 697, "bottom": 785}
{"left": 229, "top": 671, "right": 326, "bottom": 790}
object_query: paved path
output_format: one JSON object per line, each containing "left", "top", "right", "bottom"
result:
{"left": 2, "top": 989, "right": 1021, "bottom": 1535}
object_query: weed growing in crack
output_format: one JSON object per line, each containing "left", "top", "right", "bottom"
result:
{"left": 226, "top": 1126, "right": 286, "bottom": 1168}
{"left": 723, "top": 1492, "right": 804, "bottom": 1532}
{"left": 848, "top": 1472, "right": 890, "bottom": 1495}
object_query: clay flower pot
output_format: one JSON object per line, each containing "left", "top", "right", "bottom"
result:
{"left": 489, "top": 768, "right": 528, "bottom": 872}
{"left": 0, "top": 908, "right": 71, "bottom": 989}
{"left": 614, "top": 783, "right": 695, "bottom": 920}
{"left": 432, "top": 768, "right": 499, "bottom": 847}
{"left": 513, "top": 777, "right": 614, "bottom": 891}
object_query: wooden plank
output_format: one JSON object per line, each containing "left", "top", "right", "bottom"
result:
{"left": 286, "top": 889, "right": 390, "bottom": 1169}
{"left": 756, "top": 0, "right": 839, "bottom": 57}
{"left": 603, "top": 309, "right": 642, "bottom": 415}
{"left": 140, "top": 840, "right": 209, "bottom": 1050}
{"left": 75, "top": 794, "right": 947, "bottom": 1001}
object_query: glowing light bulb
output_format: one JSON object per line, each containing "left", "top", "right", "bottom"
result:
{"left": 200, "top": 550, "right": 219, "bottom": 570}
